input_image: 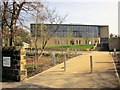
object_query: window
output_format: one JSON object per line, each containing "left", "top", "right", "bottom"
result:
{"left": 73, "top": 31, "right": 77, "bottom": 37}
{"left": 86, "top": 40, "right": 88, "bottom": 44}
{"left": 70, "top": 40, "right": 74, "bottom": 45}
{"left": 31, "top": 25, "right": 33, "bottom": 29}
{"left": 58, "top": 41, "right": 60, "bottom": 45}
{"left": 76, "top": 40, "right": 78, "bottom": 44}
{"left": 55, "top": 40, "right": 57, "bottom": 45}
{"left": 79, "top": 40, "right": 81, "bottom": 44}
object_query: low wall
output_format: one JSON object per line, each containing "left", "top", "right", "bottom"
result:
{"left": 109, "top": 37, "right": 120, "bottom": 50}
{"left": 2, "top": 47, "right": 27, "bottom": 81}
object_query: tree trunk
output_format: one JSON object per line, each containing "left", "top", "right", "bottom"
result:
{"left": 10, "top": 35, "right": 13, "bottom": 46}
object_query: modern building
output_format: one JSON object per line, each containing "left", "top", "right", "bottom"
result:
{"left": 30, "top": 24, "right": 109, "bottom": 49}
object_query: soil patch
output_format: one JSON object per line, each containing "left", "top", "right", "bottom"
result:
{"left": 25, "top": 54, "right": 76, "bottom": 78}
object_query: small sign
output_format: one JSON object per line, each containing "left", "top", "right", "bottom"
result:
{"left": 114, "top": 48, "right": 116, "bottom": 52}
{"left": 3, "top": 57, "right": 11, "bottom": 67}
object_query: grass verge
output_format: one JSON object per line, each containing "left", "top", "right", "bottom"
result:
{"left": 46, "top": 44, "right": 94, "bottom": 50}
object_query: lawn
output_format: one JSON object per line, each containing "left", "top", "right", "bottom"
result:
{"left": 46, "top": 44, "right": 94, "bottom": 50}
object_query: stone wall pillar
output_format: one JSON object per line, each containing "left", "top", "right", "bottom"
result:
{"left": 20, "top": 47, "right": 27, "bottom": 81}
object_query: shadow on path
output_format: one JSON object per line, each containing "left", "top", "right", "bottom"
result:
{"left": 14, "top": 83, "right": 51, "bottom": 88}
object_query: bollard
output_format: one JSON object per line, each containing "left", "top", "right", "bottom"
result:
{"left": 90, "top": 56, "right": 93, "bottom": 73}
{"left": 114, "top": 48, "right": 116, "bottom": 57}
{"left": 64, "top": 53, "right": 66, "bottom": 71}
{"left": 52, "top": 52, "right": 56, "bottom": 66}
{"left": 75, "top": 49, "right": 77, "bottom": 55}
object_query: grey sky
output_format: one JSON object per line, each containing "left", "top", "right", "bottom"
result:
{"left": 43, "top": 0, "right": 118, "bottom": 35}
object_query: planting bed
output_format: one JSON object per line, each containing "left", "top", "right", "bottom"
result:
{"left": 25, "top": 53, "right": 75, "bottom": 78}
{"left": 112, "top": 53, "right": 120, "bottom": 77}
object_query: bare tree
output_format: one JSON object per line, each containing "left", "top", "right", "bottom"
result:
{"left": 30, "top": 6, "right": 67, "bottom": 59}
{"left": 40, "top": 7, "right": 67, "bottom": 57}
{"left": 1, "top": 0, "right": 43, "bottom": 46}
{"left": 66, "top": 26, "right": 72, "bottom": 45}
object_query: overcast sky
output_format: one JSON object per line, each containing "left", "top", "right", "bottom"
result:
{"left": 42, "top": 0, "right": 119, "bottom": 35}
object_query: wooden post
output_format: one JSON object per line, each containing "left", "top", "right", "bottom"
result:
{"left": 64, "top": 53, "right": 66, "bottom": 71}
{"left": 90, "top": 56, "right": 93, "bottom": 73}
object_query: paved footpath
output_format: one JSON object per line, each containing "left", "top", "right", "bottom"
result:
{"left": 1, "top": 51, "right": 120, "bottom": 89}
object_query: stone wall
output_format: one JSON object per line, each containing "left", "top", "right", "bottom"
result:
{"left": 0, "top": 47, "right": 2, "bottom": 82}
{"left": 99, "top": 26, "right": 109, "bottom": 38}
{"left": 109, "top": 37, "right": 120, "bottom": 50}
{"left": 31, "top": 37, "right": 100, "bottom": 48}
{"left": 2, "top": 47, "right": 27, "bottom": 81}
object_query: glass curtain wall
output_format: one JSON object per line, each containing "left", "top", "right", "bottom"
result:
{"left": 54, "top": 25, "right": 99, "bottom": 38}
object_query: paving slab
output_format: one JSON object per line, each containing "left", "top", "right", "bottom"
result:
{"left": 1, "top": 51, "right": 119, "bottom": 89}
{"left": 23, "top": 51, "right": 119, "bottom": 88}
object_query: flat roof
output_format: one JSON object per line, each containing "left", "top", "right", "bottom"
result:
{"left": 30, "top": 23, "right": 108, "bottom": 27}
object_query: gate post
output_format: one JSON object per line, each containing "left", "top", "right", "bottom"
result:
{"left": 20, "top": 47, "right": 27, "bottom": 81}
